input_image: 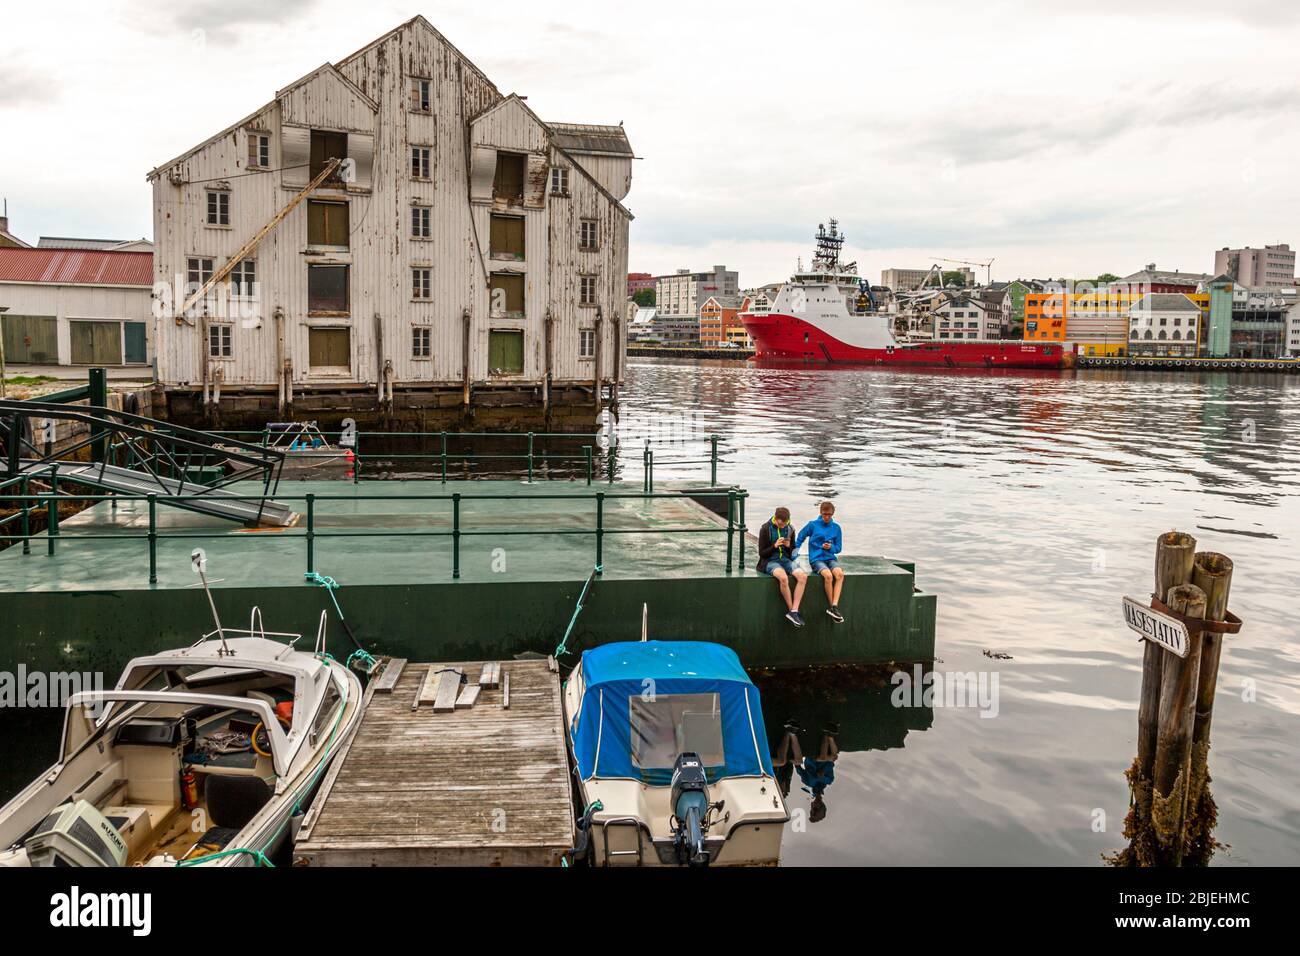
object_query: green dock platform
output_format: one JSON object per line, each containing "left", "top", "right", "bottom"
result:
{"left": 0, "top": 480, "right": 935, "bottom": 677}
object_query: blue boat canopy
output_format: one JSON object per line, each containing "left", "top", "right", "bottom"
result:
{"left": 569, "top": 641, "right": 774, "bottom": 785}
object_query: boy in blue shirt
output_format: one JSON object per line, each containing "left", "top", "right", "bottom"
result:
{"left": 796, "top": 501, "right": 845, "bottom": 623}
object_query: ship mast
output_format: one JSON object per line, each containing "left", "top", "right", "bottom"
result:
{"left": 811, "top": 219, "right": 857, "bottom": 275}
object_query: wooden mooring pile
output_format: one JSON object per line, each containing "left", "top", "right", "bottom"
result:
{"left": 1112, "top": 531, "right": 1242, "bottom": 867}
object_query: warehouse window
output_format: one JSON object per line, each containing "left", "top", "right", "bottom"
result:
{"left": 549, "top": 166, "right": 569, "bottom": 196}
{"left": 230, "top": 259, "right": 256, "bottom": 297}
{"left": 206, "top": 191, "right": 230, "bottom": 226}
{"left": 489, "top": 273, "right": 525, "bottom": 316}
{"left": 412, "top": 267, "right": 432, "bottom": 300}
{"left": 412, "top": 326, "right": 432, "bottom": 358}
{"left": 310, "top": 130, "right": 348, "bottom": 182}
{"left": 186, "top": 257, "right": 214, "bottom": 290}
{"left": 411, "top": 146, "right": 431, "bottom": 180}
{"left": 308, "top": 327, "right": 350, "bottom": 372}
{"left": 208, "top": 324, "right": 232, "bottom": 358}
{"left": 409, "top": 77, "right": 431, "bottom": 112}
{"left": 411, "top": 205, "right": 431, "bottom": 238}
{"left": 579, "top": 219, "right": 599, "bottom": 251}
{"left": 493, "top": 151, "right": 526, "bottom": 203}
{"left": 488, "top": 330, "right": 524, "bottom": 375}
{"left": 248, "top": 133, "right": 270, "bottom": 169}
{"left": 579, "top": 275, "right": 598, "bottom": 307}
{"left": 489, "top": 215, "right": 525, "bottom": 260}
{"left": 308, "top": 200, "right": 349, "bottom": 248}
{"left": 579, "top": 328, "right": 596, "bottom": 359}
{"left": 307, "top": 264, "right": 349, "bottom": 315}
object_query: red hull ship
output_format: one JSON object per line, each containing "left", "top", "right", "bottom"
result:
{"left": 741, "top": 223, "right": 1073, "bottom": 370}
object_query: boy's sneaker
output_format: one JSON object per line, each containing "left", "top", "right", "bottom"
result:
{"left": 785, "top": 610, "right": 805, "bottom": 627}
{"left": 827, "top": 605, "right": 845, "bottom": 623}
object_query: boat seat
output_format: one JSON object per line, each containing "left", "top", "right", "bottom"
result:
{"left": 206, "top": 774, "right": 272, "bottom": 830}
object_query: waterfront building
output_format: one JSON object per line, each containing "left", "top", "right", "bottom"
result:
{"left": 1026, "top": 287, "right": 1211, "bottom": 355}
{"left": 1214, "top": 244, "right": 1296, "bottom": 290}
{"left": 932, "top": 292, "right": 997, "bottom": 340}
{"left": 1286, "top": 303, "right": 1300, "bottom": 358}
{"left": 882, "top": 266, "right": 974, "bottom": 291}
{"left": 0, "top": 247, "right": 153, "bottom": 366}
{"left": 653, "top": 265, "right": 739, "bottom": 344}
{"left": 1113, "top": 264, "right": 1211, "bottom": 294}
{"left": 626, "top": 272, "right": 655, "bottom": 297}
{"left": 1226, "top": 284, "right": 1295, "bottom": 358}
{"left": 147, "top": 16, "right": 633, "bottom": 421}
{"left": 698, "top": 294, "right": 745, "bottom": 347}
{"left": 1127, "top": 293, "right": 1202, "bottom": 357}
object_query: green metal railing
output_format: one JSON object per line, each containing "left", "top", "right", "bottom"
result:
{"left": 153, "top": 429, "right": 728, "bottom": 490}
{"left": 0, "top": 483, "right": 751, "bottom": 586}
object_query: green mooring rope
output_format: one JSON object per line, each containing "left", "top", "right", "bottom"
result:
{"left": 553, "top": 565, "right": 600, "bottom": 660}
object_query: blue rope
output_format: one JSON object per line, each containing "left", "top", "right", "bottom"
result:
{"left": 305, "top": 571, "right": 378, "bottom": 673}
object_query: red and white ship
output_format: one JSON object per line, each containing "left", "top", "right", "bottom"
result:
{"left": 741, "top": 222, "right": 1073, "bottom": 369}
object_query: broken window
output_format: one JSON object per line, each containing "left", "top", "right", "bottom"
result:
{"left": 230, "top": 259, "right": 256, "bottom": 297}
{"left": 309, "top": 130, "right": 348, "bottom": 181}
{"left": 409, "top": 77, "right": 431, "bottom": 112}
{"left": 307, "top": 200, "right": 349, "bottom": 247}
{"left": 206, "top": 191, "right": 230, "bottom": 226}
{"left": 549, "top": 166, "right": 569, "bottom": 196}
{"left": 308, "top": 264, "right": 349, "bottom": 315}
{"left": 489, "top": 215, "right": 525, "bottom": 260}
{"left": 248, "top": 133, "right": 270, "bottom": 169}
{"left": 412, "top": 326, "right": 431, "bottom": 358}
{"left": 411, "top": 205, "right": 431, "bottom": 238}
{"left": 492, "top": 151, "right": 526, "bottom": 203}
{"left": 580, "top": 275, "right": 598, "bottom": 307}
{"left": 411, "top": 146, "right": 431, "bottom": 179}
{"left": 412, "top": 267, "right": 432, "bottom": 300}
{"left": 489, "top": 273, "right": 525, "bottom": 316}
{"left": 208, "top": 324, "right": 232, "bottom": 358}
{"left": 579, "top": 219, "right": 599, "bottom": 251}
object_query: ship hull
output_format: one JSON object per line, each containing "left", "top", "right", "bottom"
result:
{"left": 743, "top": 312, "right": 1072, "bottom": 369}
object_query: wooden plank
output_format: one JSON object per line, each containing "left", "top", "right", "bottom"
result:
{"left": 455, "top": 684, "right": 481, "bottom": 708}
{"left": 478, "top": 662, "right": 499, "bottom": 688}
{"left": 430, "top": 667, "right": 463, "bottom": 712}
{"left": 502, "top": 669, "right": 511, "bottom": 709}
{"left": 374, "top": 657, "right": 406, "bottom": 693}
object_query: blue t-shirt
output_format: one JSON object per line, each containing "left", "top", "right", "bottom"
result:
{"left": 796, "top": 518, "right": 842, "bottom": 563}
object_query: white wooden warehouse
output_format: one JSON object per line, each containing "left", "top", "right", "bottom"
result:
{"left": 147, "top": 16, "right": 633, "bottom": 422}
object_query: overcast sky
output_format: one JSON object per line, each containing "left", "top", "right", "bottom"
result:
{"left": 2, "top": 0, "right": 1298, "bottom": 287}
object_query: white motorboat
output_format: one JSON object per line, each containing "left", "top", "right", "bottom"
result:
{"left": 563, "top": 639, "right": 789, "bottom": 866}
{"left": 0, "top": 556, "right": 365, "bottom": 868}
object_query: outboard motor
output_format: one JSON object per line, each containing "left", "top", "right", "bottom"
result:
{"left": 670, "top": 752, "right": 711, "bottom": 866}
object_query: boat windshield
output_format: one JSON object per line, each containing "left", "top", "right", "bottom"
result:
{"left": 629, "top": 692, "right": 725, "bottom": 770}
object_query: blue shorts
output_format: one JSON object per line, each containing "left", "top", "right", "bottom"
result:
{"left": 764, "top": 556, "right": 797, "bottom": 577}
{"left": 811, "top": 557, "right": 840, "bottom": 574}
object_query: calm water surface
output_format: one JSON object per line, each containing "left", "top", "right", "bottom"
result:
{"left": 621, "top": 359, "right": 1300, "bottom": 866}
{"left": 3, "top": 361, "right": 1296, "bottom": 866}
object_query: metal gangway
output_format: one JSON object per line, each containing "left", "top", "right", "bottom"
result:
{"left": 0, "top": 400, "right": 297, "bottom": 527}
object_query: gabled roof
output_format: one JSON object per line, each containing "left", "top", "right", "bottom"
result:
{"left": 38, "top": 236, "right": 152, "bottom": 251}
{"left": 1131, "top": 293, "right": 1202, "bottom": 313}
{"left": 0, "top": 248, "right": 153, "bottom": 286}
{"left": 335, "top": 15, "right": 500, "bottom": 96}
{"left": 547, "top": 123, "right": 633, "bottom": 157}
{"left": 275, "top": 62, "right": 378, "bottom": 111}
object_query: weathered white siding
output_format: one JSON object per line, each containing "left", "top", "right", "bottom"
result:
{"left": 148, "top": 17, "right": 631, "bottom": 399}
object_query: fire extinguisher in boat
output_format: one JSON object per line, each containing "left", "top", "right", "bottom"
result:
{"left": 180, "top": 769, "right": 199, "bottom": 810}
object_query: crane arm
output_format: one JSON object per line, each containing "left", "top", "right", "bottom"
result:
{"left": 174, "top": 157, "right": 343, "bottom": 325}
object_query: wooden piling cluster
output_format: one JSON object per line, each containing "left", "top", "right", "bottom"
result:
{"left": 1114, "top": 532, "right": 1237, "bottom": 867}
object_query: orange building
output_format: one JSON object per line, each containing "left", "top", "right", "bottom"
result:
{"left": 699, "top": 294, "right": 745, "bottom": 347}
{"left": 1024, "top": 289, "right": 1210, "bottom": 355}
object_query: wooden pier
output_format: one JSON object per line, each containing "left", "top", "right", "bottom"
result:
{"left": 295, "top": 657, "right": 575, "bottom": 866}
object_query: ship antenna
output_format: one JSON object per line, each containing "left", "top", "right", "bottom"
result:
{"left": 190, "top": 548, "right": 232, "bottom": 656}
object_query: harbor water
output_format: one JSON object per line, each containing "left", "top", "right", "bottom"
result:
{"left": 619, "top": 358, "right": 1300, "bottom": 865}
{"left": 3, "top": 359, "right": 1297, "bottom": 866}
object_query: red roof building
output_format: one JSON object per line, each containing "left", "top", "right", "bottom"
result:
{"left": 0, "top": 247, "right": 153, "bottom": 286}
